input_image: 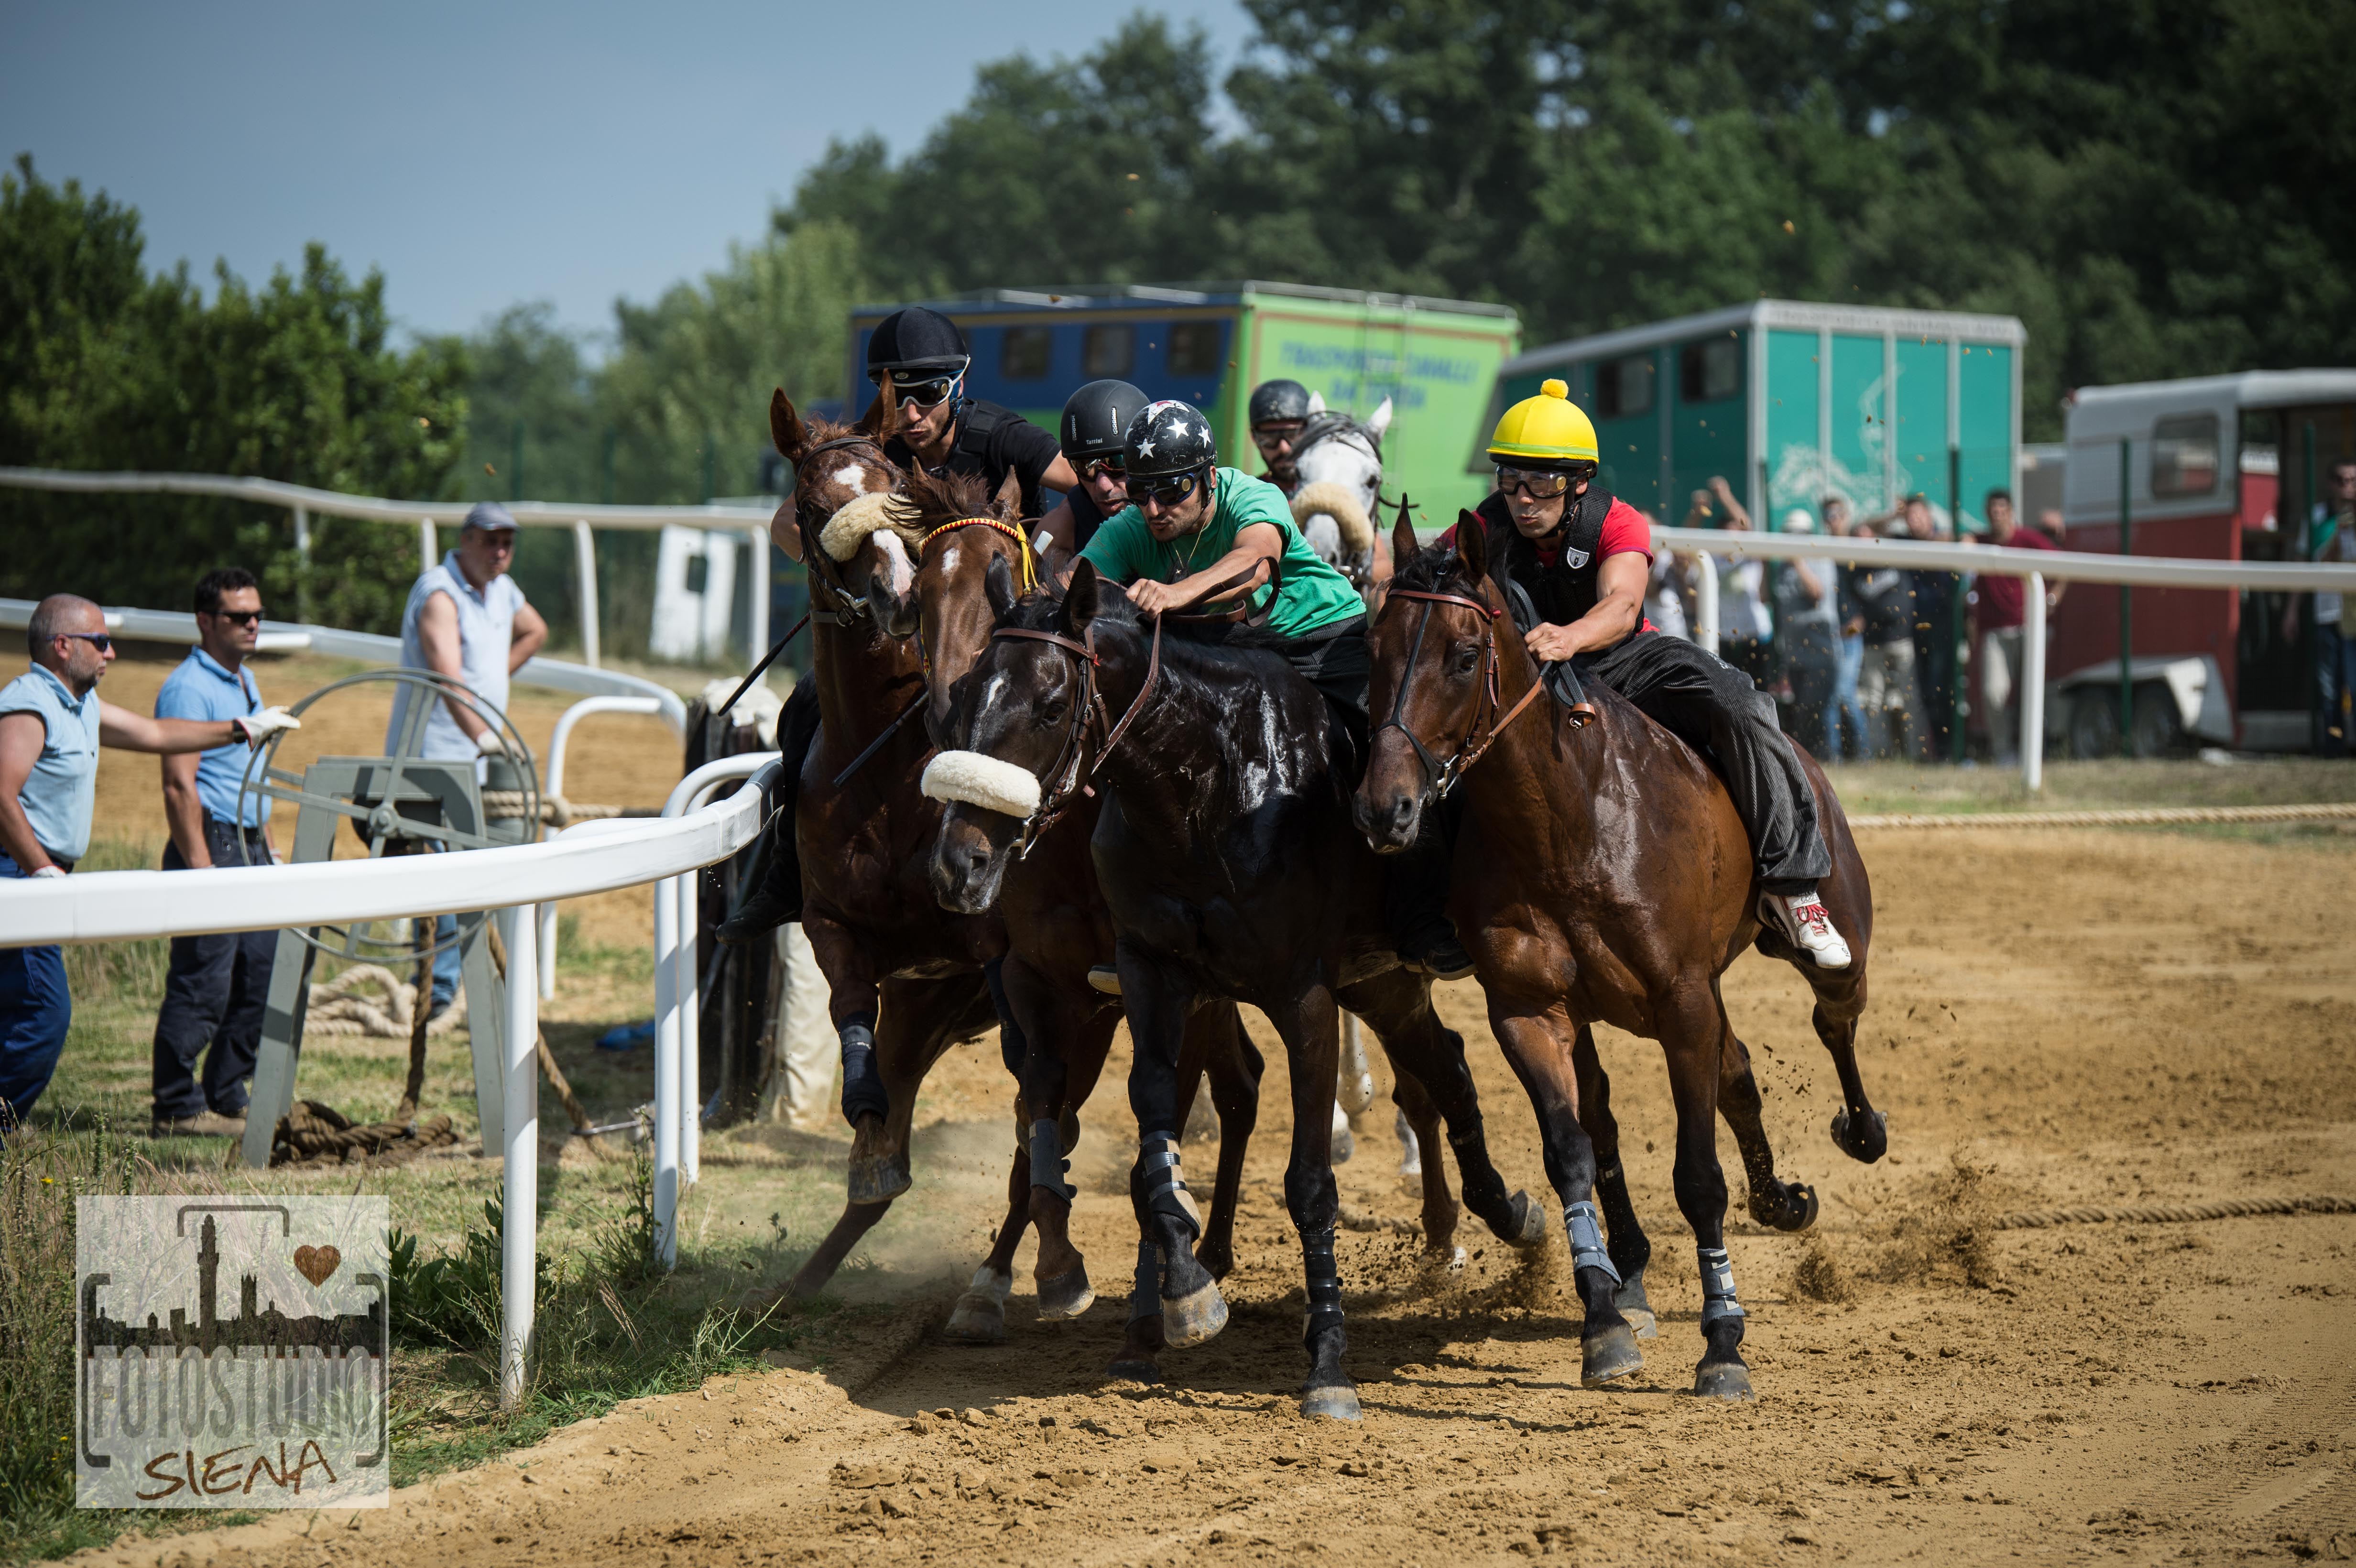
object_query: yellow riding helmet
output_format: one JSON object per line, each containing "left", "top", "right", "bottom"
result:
{"left": 1487, "top": 378, "right": 1599, "bottom": 467}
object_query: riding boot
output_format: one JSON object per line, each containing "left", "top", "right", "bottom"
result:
{"left": 718, "top": 680, "right": 822, "bottom": 946}
{"left": 1386, "top": 792, "right": 1472, "bottom": 980}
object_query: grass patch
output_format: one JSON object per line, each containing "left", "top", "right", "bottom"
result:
{"left": 1824, "top": 756, "right": 2356, "bottom": 818}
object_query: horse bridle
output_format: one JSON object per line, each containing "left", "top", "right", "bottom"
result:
{"left": 793, "top": 433, "right": 895, "bottom": 625}
{"left": 1374, "top": 586, "right": 1590, "bottom": 802}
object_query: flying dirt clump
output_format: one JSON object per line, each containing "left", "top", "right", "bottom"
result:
{"left": 1872, "top": 1149, "right": 2003, "bottom": 1289}
{"left": 1786, "top": 1235, "right": 1855, "bottom": 1304}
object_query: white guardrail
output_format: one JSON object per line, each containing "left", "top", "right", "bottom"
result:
{"left": 0, "top": 466, "right": 779, "bottom": 671}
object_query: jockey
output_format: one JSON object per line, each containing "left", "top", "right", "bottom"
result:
{"left": 1247, "top": 378, "right": 1313, "bottom": 497}
{"left": 1443, "top": 380, "right": 1850, "bottom": 967}
{"left": 1079, "top": 399, "right": 1474, "bottom": 980}
{"left": 1038, "top": 379, "right": 1149, "bottom": 556}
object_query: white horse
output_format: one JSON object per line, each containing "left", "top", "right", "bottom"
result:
{"left": 1287, "top": 392, "right": 1392, "bottom": 591}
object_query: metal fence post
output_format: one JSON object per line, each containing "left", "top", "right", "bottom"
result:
{"left": 1694, "top": 549, "right": 1720, "bottom": 654}
{"left": 499, "top": 903, "right": 540, "bottom": 1411}
{"left": 2118, "top": 438, "right": 2134, "bottom": 756}
{"left": 420, "top": 519, "right": 436, "bottom": 577}
{"left": 291, "top": 504, "right": 312, "bottom": 624}
{"left": 747, "top": 526, "right": 770, "bottom": 666}
{"left": 572, "top": 520, "right": 600, "bottom": 667}
{"left": 652, "top": 873, "right": 681, "bottom": 1268}
{"left": 1949, "top": 446, "right": 1967, "bottom": 763}
{"left": 2023, "top": 569, "right": 2047, "bottom": 793}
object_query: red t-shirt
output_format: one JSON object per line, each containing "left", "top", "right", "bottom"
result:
{"left": 1438, "top": 500, "right": 1655, "bottom": 632}
{"left": 1973, "top": 526, "right": 2057, "bottom": 632}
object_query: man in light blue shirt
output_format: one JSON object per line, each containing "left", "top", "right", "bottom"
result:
{"left": 387, "top": 503, "right": 547, "bottom": 1013}
{"left": 150, "top": 568, "right": 284, "bottom": 1138}
{"left": 0, "top": 594, "right": 297, "bottom": 1135}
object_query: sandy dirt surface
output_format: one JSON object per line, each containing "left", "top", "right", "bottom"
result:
{"left": 66, "top": 822, "right": 2356, "bottom": 1566}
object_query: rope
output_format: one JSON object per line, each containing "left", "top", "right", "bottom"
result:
{"left": 1848, "top": 803, "right": 2356, "bottom": 830}
{"left": 1992, "top": 1196, "right": 2356, "bottom": 1230}
{"left": 479, "top": 790, "right": 652, "bottom": 827}
{"left": 266, "top": 1099, "right": 459, "bottom": 1167}
{"left": 303, "top": 963, "right": 466, "bottom": 1039}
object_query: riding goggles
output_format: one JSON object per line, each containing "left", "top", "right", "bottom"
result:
{"left": 1251, "top": 422, "right": 1306, "bottom": 450}
{"left": 1075, "top": 455, "right": 1126, "bottom": 483}
{"left": 871, "top": 371, "right": 960, "bottom": 408}
{"left": 1124, "top": 470, "right": 1203, "bottom": 509}
{"left": 1495, "top": 464, "right": 1573, "bottom": 500}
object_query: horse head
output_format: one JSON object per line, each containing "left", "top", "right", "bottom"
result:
{"left": 1289, "top": 398, "right": 1391, "bottom": 588}
{"left": 769, "top": 387, "right": 906, "bottom": 615}
{"left": 877, "top": 466, "right": 1031, "bottom": 742}
{"left": 1355, "top": 499, "right": 1508, "bottom": 851}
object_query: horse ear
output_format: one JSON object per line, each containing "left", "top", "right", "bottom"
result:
{"left": 1367, "top": 397, "right": 1394, "bottom": 439}
{"left": 1062, "top": 558, "right": 1101, "bottom": 635}
{"left": 1391, "top": 493, "right": 1419, "bottom": 576}
{"left": 770, "top": 388, "right": 809, "bottom": 462}
{"left": 985, "top": 551, "right": 1019, "bottom": 622}
{"left": 992, "top": 464, "right": 1022, "bottom": 519}
{"left": 1454, "top": 508, "right": 1489, "bottom": 584}
{"left": 856, "top": 372, "right": 901, "bottom": 442}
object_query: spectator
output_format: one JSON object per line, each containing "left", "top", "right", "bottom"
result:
{"left": 1902, "top": 494, "right": 1961, "bottom": 761}
{"left": 0, "top": 595, "right": 295, "bottom": 1133}
{"left": 1848, "top": 523, "right": 1922, "bottom": 759}
{"left": 1647, "top": 542, "right": 1692, "bottom": 642}
{"left": 150, "top": 568, "right": 284, "bottom": 1139}
{"left": 1973, "top": 490, "right": 2064, "bottom": 766}
{"left": 1688, "top": 479, "right": 1774, "bottom": 688}
{"left": 384, "top": 502, "right": 549, "bottom": 1015}
{"left": 1822, "top": 496, "right": 1870, "bottom": 759}
{"left": 2284, "top": 460, "right": 2356, "bottom": 755}
{"left": 1773, "top": 509, "right": 1840, "bottom": 758}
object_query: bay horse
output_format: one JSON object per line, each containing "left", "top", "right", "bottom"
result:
{"left": 927, "top": 560, "right": 1549, "bottom": 1421}
{"left": 1355, "top": 510, "right": 1882, "bottom": 1398}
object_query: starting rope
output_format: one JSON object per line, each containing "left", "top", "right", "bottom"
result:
{"left": 479, "top": 790, "right": 654, "bottom": 828}
{"left": 1847, "top": 802, "right": 2356, "bottom": 830}
{"left": 1991, "top": 1195, "right": 2356, "bottom": 1230}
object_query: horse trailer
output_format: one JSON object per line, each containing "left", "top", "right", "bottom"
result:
{"left": 1493, "top": 300, "right": 2026, "bottom": 535}
{"left": 846, "top": 282, "right": 1520, "bottom": 521}
{"left": 2049, "top": 370, "right": 2356, "bottom": 755}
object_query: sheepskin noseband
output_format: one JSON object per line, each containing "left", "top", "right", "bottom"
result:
{"left": 820, "top": 490, "right": 920, "bottom": 563}
{"left": 1289, "top": 480, "right": 1374, "bottom": 554}
{"left": 920, "top": 750, "right": 1043, "bottom": 819}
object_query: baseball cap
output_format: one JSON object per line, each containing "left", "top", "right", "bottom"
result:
{"left": 464, "top": 501, "right": 519, "bottom": 533}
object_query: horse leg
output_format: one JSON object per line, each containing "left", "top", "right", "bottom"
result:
{"left": 1188, "top": 1002, "right": 1262, "bottom": 1282}
{"left": 1343, "top": 966, "right": 1547, "bottom": 1251}
{"left": 1264, "top": 981, "right": 1358, "bottom": 1421}
{"left": 1119, "top": 947, "right": 1227, "bottom": 1361}
{"left": 1013, "top": 968, "right": 1110, "bottom": 1322}
{"left": 797, "top": 912, "right": 894, "bottom": 1193}
{"left": 1490, "top": 1003, "right": 1642, "bottom": 1388}
{"left": 944, "top": 1122, "right": 1033, "bottom": 1345}
{"left": 1573, "top": 1027, "right": 1656, "bottom": 1337}
{"left": 1663, "top": 983, "right": 1754, "bottom": 1400}
{"left": 1812, "top": 970, "right": 1887, "bottom": 1164}
{"left": 1389, "top": 1067, "right": 1462, "bottom": 1263}
{"left": 1709, "top": 980, "right": 1819, "bottom": 1233}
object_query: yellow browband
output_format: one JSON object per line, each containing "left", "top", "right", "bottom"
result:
{"left": 924, "top": 516, "right": 1037, "bottom": 593}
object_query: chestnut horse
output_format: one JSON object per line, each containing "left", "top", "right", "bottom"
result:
{"left": 1356, "top": 511, "right": 1882, "bottom": 1399}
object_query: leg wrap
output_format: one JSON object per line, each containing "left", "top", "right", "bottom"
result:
{"left": 1136, "top": 1132, "right": 1201, "bottom": 1239}
{"left": 1128, "top": 1238, "right": 1159, "bottom": 1324}
{"left": 838, "top": 1016, "right": 887, "bottom": 1127}
{"left": 983, "top": 956, "right": 1027, "bottom": 1078}
{"left": 1697, "top": 1245, "right": 1746, "bottom": 1328}
{"left": 1564, "top": 1201, "right": 1622, "bottom": 1285}
{"left": 1302, "top": 1227, "right": 1344, "bottom": 1339}
{"left": 1029, "top": 1116, "right": 1077, "bottom": 1203}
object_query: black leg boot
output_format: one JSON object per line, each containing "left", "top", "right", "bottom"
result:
{"left": 717, "top": 681, "right": 819, "bottom": 946}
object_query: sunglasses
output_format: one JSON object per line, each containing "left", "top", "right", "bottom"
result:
{"left": 206, "top": 609, "right": 264, "bottom": 626}
{"left": 1251, "top": 424, "right": 1304, "bottom": 448}
{"left": 1076, "top": 456, "right": 1126, "bottom": 483}
{"left": 57, "top": 632, "right": 112, "bottom": 652}
{"left": 1125, "top": 471, "right": 1203, "bottom": 509}
{"left": 873, "top": 373, "right": 959, "bottom": 408}
{"left": 1495, "top": 465, "right": 1573, "bottom": 500}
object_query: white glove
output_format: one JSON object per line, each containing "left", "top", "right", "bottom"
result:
{"left": 30, "top": 865, "right": 65, "bottom": 879}
{"left": 474, "top": 728, "right": 513, "bottom": 759}
{"left": 233, "top": 707, "right": 301, "bottom": 746}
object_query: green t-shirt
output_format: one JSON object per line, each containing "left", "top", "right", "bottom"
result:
{"left": 1078, "top": 467, "right": 1365, "bottom": 639}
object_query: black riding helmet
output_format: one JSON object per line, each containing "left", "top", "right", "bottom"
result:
{"left": 1123, "top": 399, "right": 1218, "bottom": 480}
{"left": 866, "top": 306, "right": 971, "bottom": 382}
{"left": 1247, "top": 378, "right": 1311, "bottom": 428}
{"left": 1059, "top": 379, "right": 1149, "bottom": 462}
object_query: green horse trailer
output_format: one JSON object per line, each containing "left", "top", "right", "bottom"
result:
{"left": 848, "top": 282, "right": 1521, "bottom": 521}
{"left": 1494, "top": 301, "right": 2026, "bottom": 533}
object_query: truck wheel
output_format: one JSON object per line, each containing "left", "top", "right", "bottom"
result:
{"left": 2130, "top": 682, "right": 2185, "bottom": 759}
{"left": 2067, "top": 690, "right": 2120, "bottom": 760}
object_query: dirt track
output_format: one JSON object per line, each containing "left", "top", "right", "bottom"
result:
{"left": 73, "top": 828, "right": 2356, "bottom": 1567}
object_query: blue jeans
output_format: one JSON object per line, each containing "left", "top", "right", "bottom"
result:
{"left": 1832, "top": 632, "right": 1867, "bottom": 761}
{"left": 2319, "top": 621, "right": 2352, "bottom": 759}
{"left": 0, "top": 850, "right": 73, "bottom": 1133}
{"left": 149, "top": 821, "right": 272, "bottom": 1122}
{"left": 432, "top": 914, "right": 461, "bottom": 1006}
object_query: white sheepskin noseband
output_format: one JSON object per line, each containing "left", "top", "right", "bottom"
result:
{"left": 920, "top": 750, "right": 1043, "bottom": 819}
{"left": 820, "top": 490, "right": 920, "bottom": 563}
{"left": 1290, "top": 480, "right": 1374, "bottom": 554}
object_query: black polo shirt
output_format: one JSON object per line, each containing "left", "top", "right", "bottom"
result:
{"left": 883, "top": 398, "right": 1063, "bottom": 520}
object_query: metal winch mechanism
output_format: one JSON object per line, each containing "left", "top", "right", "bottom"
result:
{"left": 233, "top": 669, "right": 541, "bottom": 1169}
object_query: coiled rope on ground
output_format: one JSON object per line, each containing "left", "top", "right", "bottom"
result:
{"left": 1848, "top": 803, "right": 2356, "bottom": 830}
{"left": 479, "top": 790, "right": 654, "bottom": 828}
{"left": 1991, "top": 1195, "right": 2356, "bottom": 1230}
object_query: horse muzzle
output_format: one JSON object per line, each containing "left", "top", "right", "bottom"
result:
{"left": 930, "top": 809, "right": 1010, "bottom": 913}
{"left": 1352, "top": 784, "right": 1422, "bottom": 854}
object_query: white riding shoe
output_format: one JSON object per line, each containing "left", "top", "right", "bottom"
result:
{"left": 1760, "top": 891, "right": 1852, "bottom": 969}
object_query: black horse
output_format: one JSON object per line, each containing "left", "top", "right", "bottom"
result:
{"left": 929, "top": 556, "right": 1546, "bottom": 1420}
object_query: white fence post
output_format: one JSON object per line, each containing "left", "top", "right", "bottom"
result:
{"left": 573, "top": 520, "right": 601, "bottom": 668}
{"left": 2023, "top": 569, "right": 2048, "bottom": 793}
{"left": 1693, "top": 549, "right": 1720, "bottom": 655}
{"left": 291, "top": 504, "right": 311, "bottom": 623}
{"left": 678, "top": 868, "right": 701, "bottom": 1185}
{"left": 419, "top": 519, "right": 436, "bottom": 576}
{"left": 747, "top": 526, "right": 770, "bottom": 668}
{"left": 500, "top": 903, "right": 540, "bottom": 1412}
{"left": 652, "top": 869, "right": 681, "bottom": 1268}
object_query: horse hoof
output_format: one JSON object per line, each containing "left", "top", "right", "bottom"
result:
{"left": 1059, "top": 1108, "right": 1081, "bottom": 1154}
{"left": 1299, "top": 1384, "right": 1363, "bottom": 1422}
{"left": 1581, "top": 1323, "right": 1645, "bottom": 1387}
{"left": 1614, "top": 1274, "right": 1658, "bottom": 1338}
{"left": 1782, "top": 1184, "right": 1821, "bottom": 1232}
{"left": 1506, "top": 1190, "right": 1550, "bottom": 1250}
{"left": 1107, "top": 1355, "right": 1163, "bottom": 1383}
{"left": 1036, "top": 1266, "right": 1096, "bottom": 1321}
{"left": 1693, "top": 1361, "right": 1756, "bottom": 1401}
{"left": 942, "top": 1293, "right": 1008, "bottom": 1345}
{"left": 1159, "top": 1279, "right": 1229, "bottom": 1349}
{"left": 1750, "top": 1181, "right": 1821, "bottom": 1233}
{"left": 847, "top": 1154, "right": 912, "bottom": 1205}
{"left": 1332, "top": 1122, "right": 1356, "bottom": 1165}
{"left": 1831, "top": 1107, "right": 1889, "bottom": 1164}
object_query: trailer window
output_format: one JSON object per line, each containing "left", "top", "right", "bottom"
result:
{"left": 1167, "top": 321, "right": 1222, "bottom": 376}
{"left": 1597, "top": 355, "right": 1655, "bottom": 419}
{"left": 1679, "top": 338, "right": 1741, "bottom": 403}
{"left": 1001, "top": 327, "right": 1052, "bottom": 381}
{"left": 1083, "top": 324, "right": 1135, "bottom": 379}
{"left": 2152, "top": 413, "right": 2220, "bottom": 497}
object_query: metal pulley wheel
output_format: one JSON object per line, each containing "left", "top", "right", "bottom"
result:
{"left": 233, "top": 668, "right": 541, "bottom": 964}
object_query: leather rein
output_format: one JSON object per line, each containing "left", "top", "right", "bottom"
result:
{"left": 1374, "top": 586, "right": 1587, "bottom": 803}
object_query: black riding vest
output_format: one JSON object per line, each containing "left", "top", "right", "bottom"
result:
{"left": 1473, "top": 486, "right": 1618, "bottom": 629}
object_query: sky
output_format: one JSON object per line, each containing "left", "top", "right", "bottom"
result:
{"left": 1, "top": 0, "right": 1254, "bottom": 344}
